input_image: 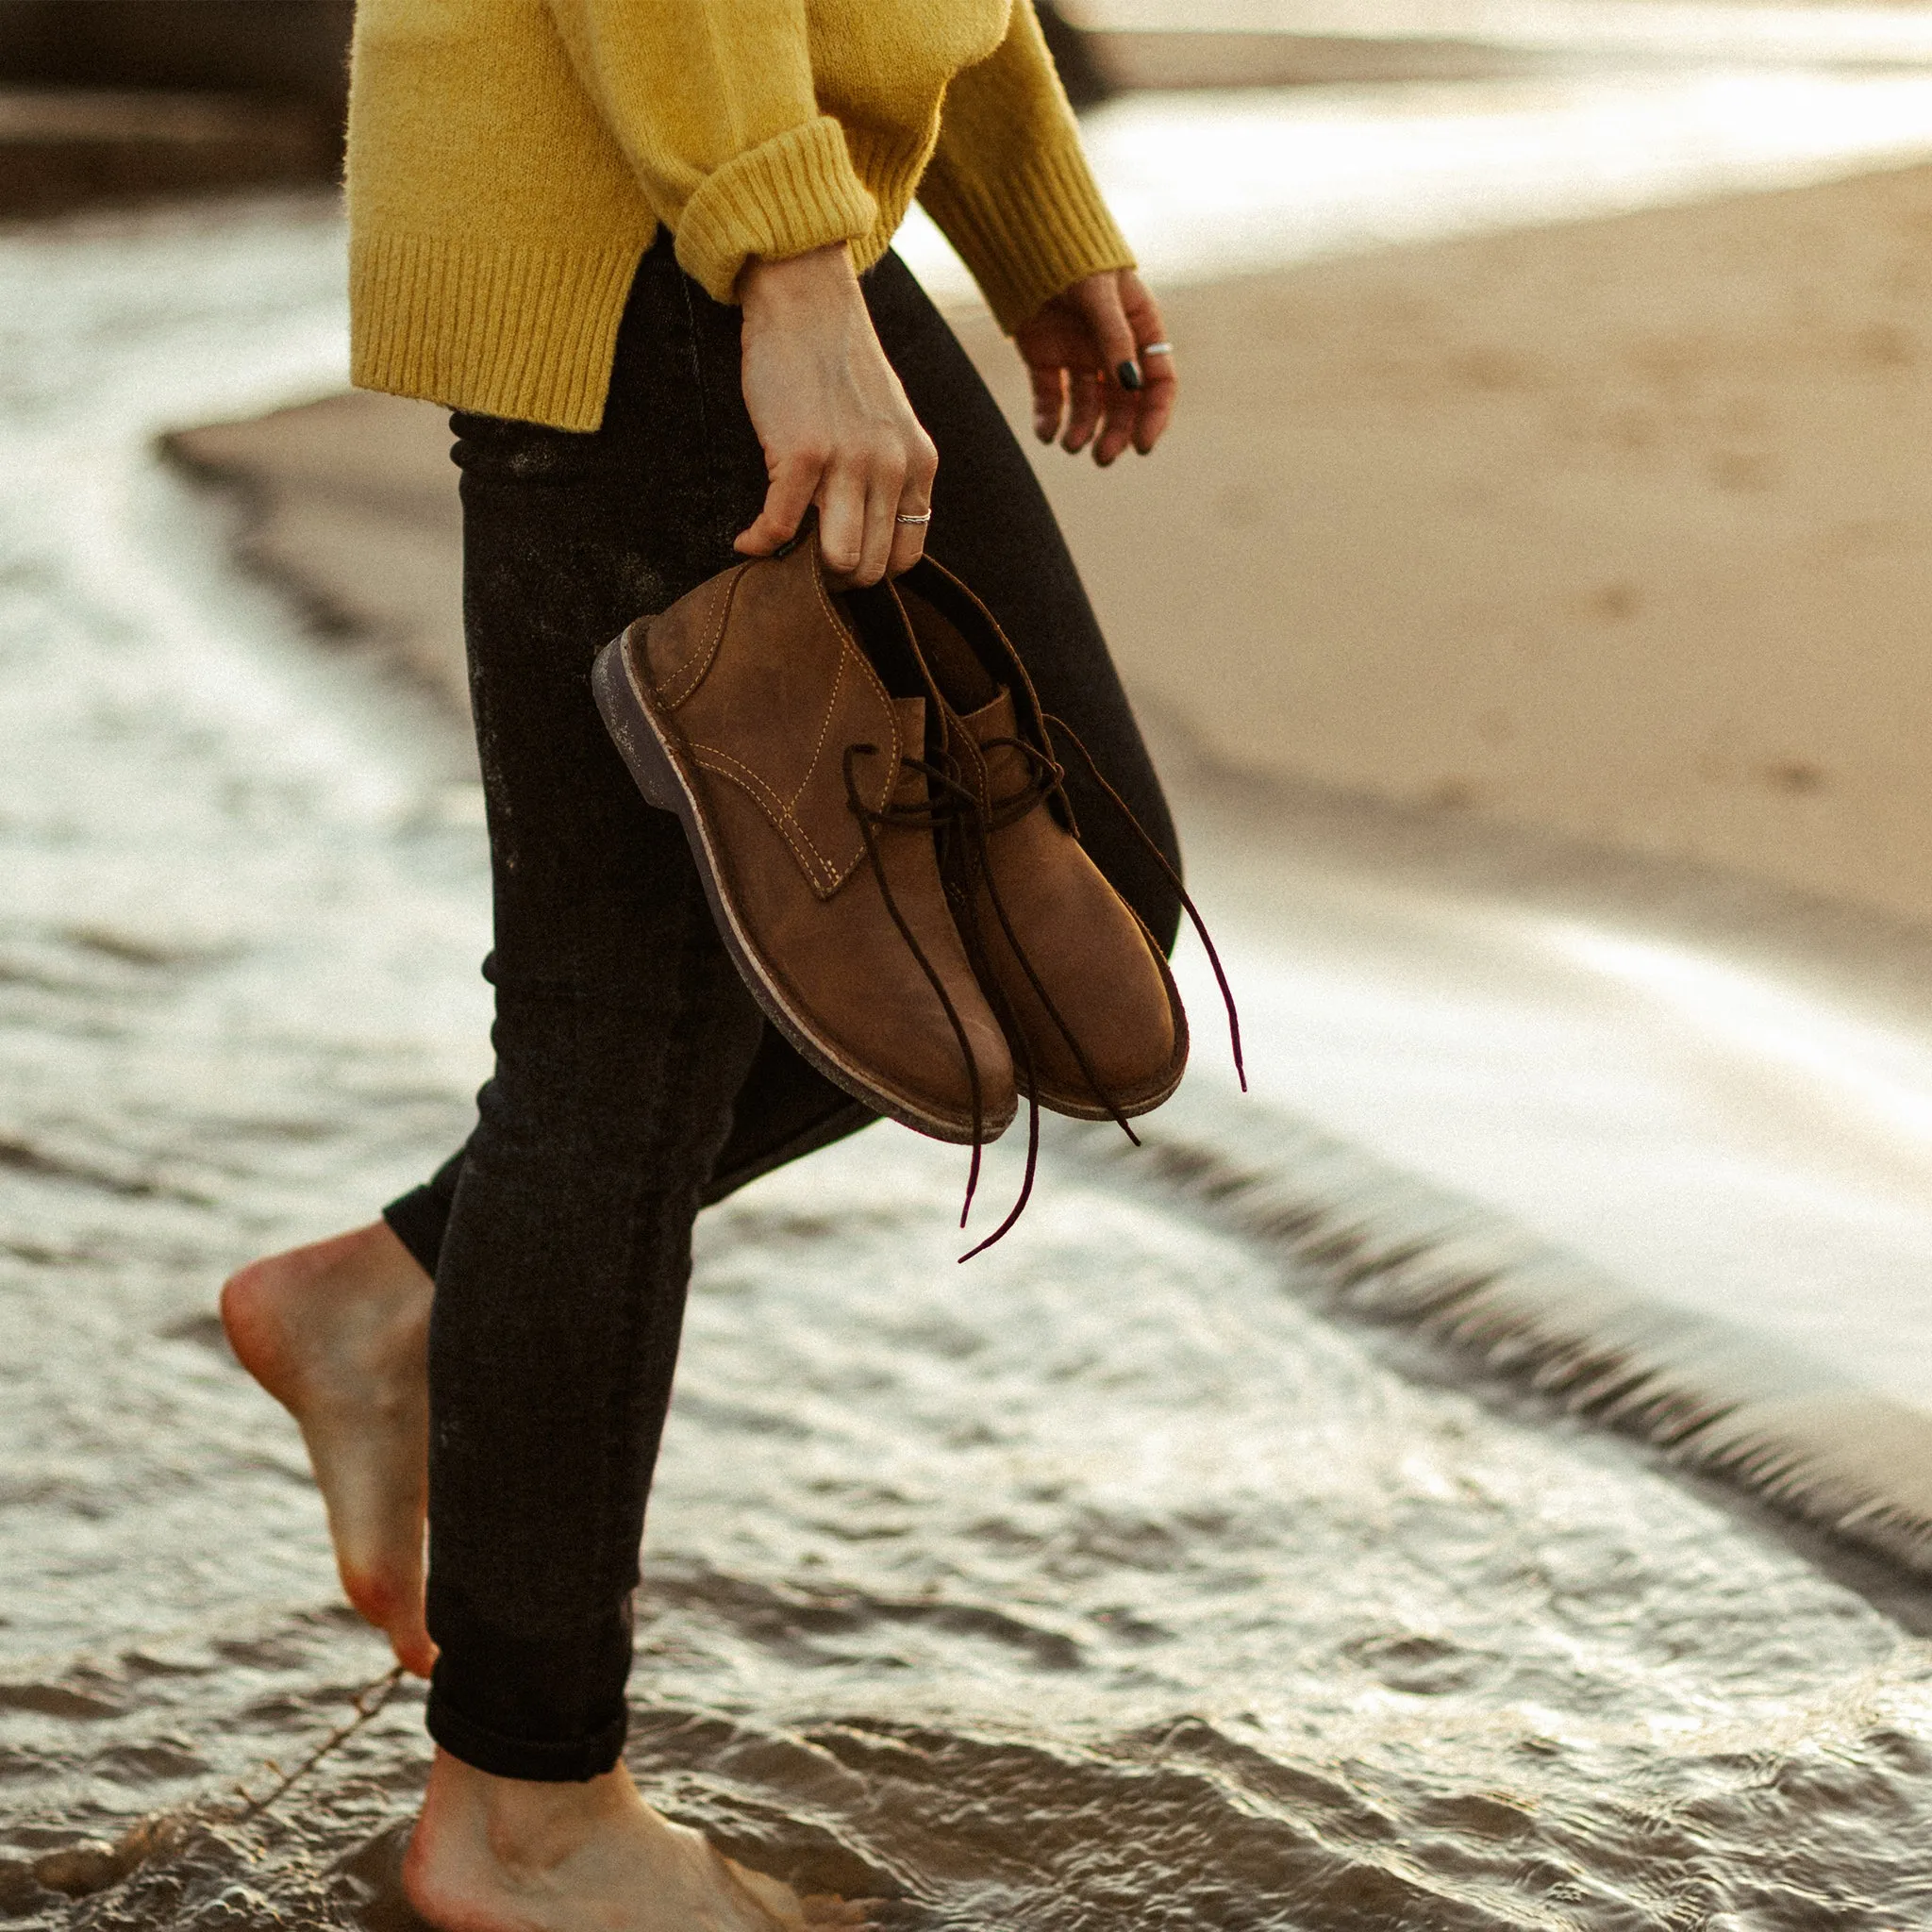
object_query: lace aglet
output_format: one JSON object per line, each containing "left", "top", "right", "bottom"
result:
{"left": 958, "top": 1094, "right": 1040, "bottom": 1261}
{"left": 959, "top": 1140, "right": 982, "bottom": 1228}
{"left": 958, "top": 1203, "right": 1022, "bottom": 1263}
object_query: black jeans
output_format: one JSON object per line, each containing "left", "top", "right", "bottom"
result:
{"left": 402, "top": 232, "right": 1180, "bottom": 1781}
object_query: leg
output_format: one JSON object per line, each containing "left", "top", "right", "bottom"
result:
{"left": 225, "top": 241, "right": 869, "bottom": 1925}
{"left": 225, "top": 245, "right": 1181, "bottom": 1733}
{"left": 406, "top": 242, "right": 871, "bottom": 1930}
{"left": 423, "top": 249, "right": 768, "bottom": 1780}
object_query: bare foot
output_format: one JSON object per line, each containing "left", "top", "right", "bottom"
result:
{"left": 221, "top": 1220, "right": 436, "bottom": 1675}
{"left": 403, "top": 1750, "right": 876, "bottom": 1931}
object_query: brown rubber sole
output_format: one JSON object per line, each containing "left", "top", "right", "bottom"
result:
{"left": 591, "top": 625, "right": 1014, "bottom": 1148}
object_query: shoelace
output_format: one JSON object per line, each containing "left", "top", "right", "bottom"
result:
{"left": 941, "top": 743, "right": 1129, "bottom": 1259}
{"left": 946, "top": 719, "right": 1245, "bottom": 1260}
{"left": 843, "top": 719, "right": 1245, "bottom": 1263}
{"left": 842, "top": 738, "right": 1062, "bottom": 1254}
{"left": 842, "top": 741, "right": 993, "bottom": 1222}
{"left": 1039, "top": 713, "right": 1245, "bottom": 1094}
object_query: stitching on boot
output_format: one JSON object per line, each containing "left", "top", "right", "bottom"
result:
{"left": 691, "top": 744, "right": 864, "bottom": 897}
{"left": 788, "top": 646, "right": 849, "bottom": 816}
{"left": 658, "top": 564, "right": 747, "bottom": 709}
{"left": 676, "top": 548, "right": 907, "bottom": 900}
{"left": 807, "top": 560, "right": 902, "bottom": 789}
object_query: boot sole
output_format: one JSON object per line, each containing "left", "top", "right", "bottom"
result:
{"left": 591, "top": 626, "right": 1013, "bottom": 1148}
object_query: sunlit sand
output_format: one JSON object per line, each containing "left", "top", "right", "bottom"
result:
{"left": 1073, "top": 0, "right": 1932, "bottom": 64}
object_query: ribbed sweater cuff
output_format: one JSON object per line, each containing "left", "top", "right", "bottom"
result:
{"left": 351, "top": 229, "right": 643, "bottom": 431}
{"left": 917, "top": 138, "right": 1135, "bottom": 332}
{"left": 675, "top": 116, "right": 879, "bottom": 305}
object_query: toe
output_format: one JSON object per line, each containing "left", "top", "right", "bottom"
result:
{"left": 337, "top": 1563, "right": 436, "bottom": 1676}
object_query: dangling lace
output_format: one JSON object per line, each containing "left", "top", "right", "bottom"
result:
{"left": 979, "top": 748, "right": 1140, "bottom": 1121}
{"left": 943, "top": 738, "right": 1141, "bottom": 1262}
{"left": 842, "top": 738, "right": 1058, "bottom": 1260}
{"left": 841, "top": 709, "right": 1245, "bottom": 1267}
{"left": 841, "top": 741, "right": 991, "bottom": 1224}
{"left": 1041, "top": 713, "right": 1246, "bottom": 1093}
{"left": 940, "top": 719, "right": 1243, "bottom": 1260}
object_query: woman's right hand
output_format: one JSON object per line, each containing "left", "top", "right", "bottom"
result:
{"left": 735, "top": 244, "right": 938, "bottom": 586}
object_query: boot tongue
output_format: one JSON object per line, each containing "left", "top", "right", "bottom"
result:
{"left": 958, "top": 689, "right": 1029, "bottom": 793}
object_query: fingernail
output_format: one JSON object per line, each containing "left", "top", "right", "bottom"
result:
{"left": 1117, "top": 360, "right": 1142, "bottom": 391}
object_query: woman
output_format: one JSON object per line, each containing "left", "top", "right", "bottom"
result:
{"left": 222, "top": 0, "right": 1180, "bottom": 1923}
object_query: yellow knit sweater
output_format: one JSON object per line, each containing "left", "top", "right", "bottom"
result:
{"left": 345, "top": 0, "right": 1135, "bottom": 431}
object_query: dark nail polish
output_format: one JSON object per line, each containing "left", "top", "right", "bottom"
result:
{"left": 1117, "top": 359, "right": 1141, "bottom": 391}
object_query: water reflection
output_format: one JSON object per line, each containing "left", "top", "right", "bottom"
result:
{"left": 899, "top": 70, "right": 1932, "bottom": 296}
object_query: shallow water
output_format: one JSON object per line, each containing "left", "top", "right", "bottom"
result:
{"left": 895, "top": 68, "right": 1932, "bottom": 298}
{"left": 8, "top": 197, "right": 1932, "bottom": 1928}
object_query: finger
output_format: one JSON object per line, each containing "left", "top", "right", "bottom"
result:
{"left": 1122, "top": 274, "right": 1178, "bottom": 454}
{"left": 1094, "top": 373, "right": 1141, "bottom": 468}
{"left": 1076, "top": 275, "right": 1144, "bottom": 405}
{"left": 816, "top": 462, "right": 870, "bottom": 580}
{"left": 887, "top": 496, "right": 931, "bottom": 578}
{"left": 735, "top": 454, "right": 823, "bottom": 556}
{"left": 852, "top": 458, "right": 904, "bottom": 588}
{"left": 1133, "top": 350, "right": 1177, "bottom": 455}
{"left": 888, "top": 439, "right": 937, "bottom": 577}
{"left": 886, "top": 510, "right": 928, "bottom": 579}
{"left": 1061, "top": 368, "right": 1104, "bottom": 454}
{"left": 1074, "top": 278, "right": 1146, "bottom": 467}
{"left": 1029, "top": 361, "right": 1067, "bottom": 443}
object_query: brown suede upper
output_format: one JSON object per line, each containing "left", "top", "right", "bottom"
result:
{"left": 959, "top": 691, "right": 1183, "bottom": 1113}
{"left": 894, "top": 565, "right": 1189, "bottom": 1121}
{"left": 618, "top": 538, "right": 1016, "bottom": 1143}
{"left": 638, "top": 547, "right": 902, "bottom": 898}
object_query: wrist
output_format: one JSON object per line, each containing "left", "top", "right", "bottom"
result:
{"left": 739, "top": 243, "right": 860, "bottom": 329}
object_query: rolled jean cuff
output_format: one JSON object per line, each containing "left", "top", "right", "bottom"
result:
{"left": 382, "top": 1150, "right": 463, "bottom": 1278}
{"left": 425, "top": 1686, "right": 627, "bottom": 1783}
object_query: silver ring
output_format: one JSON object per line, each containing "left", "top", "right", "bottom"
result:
{"left": 895, "top": 511, "right": 932, "bottom": 525}
{"left": 1141, "top": 341, "right": 1174, "bottom": 357}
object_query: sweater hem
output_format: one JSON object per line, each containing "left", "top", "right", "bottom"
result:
{"left": 350, "top": 228, "right": 649, "bottom": 432}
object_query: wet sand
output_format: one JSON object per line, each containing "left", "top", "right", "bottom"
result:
{"left": 953, "top": 154, "right": 1932, "bottom": 931}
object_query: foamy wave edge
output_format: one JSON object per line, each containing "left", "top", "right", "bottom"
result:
{"left": 1057, "top": 1086, "right": 1932, "bottom": 1576}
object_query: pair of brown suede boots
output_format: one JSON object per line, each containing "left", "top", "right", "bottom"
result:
{"left": 591, "top": 531, "right": 1237, "bottom": 1252}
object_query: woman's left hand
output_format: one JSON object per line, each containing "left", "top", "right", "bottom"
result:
{"left": 1013, "top": 268, "right": 1175, "bottom": 465}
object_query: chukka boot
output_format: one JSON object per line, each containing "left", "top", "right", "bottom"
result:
{"left": 591, "top": 535, "right": 1017, "bottom": 1149}
{"left": 892, "top": 559, "right": 1241, "bottom": 1126}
